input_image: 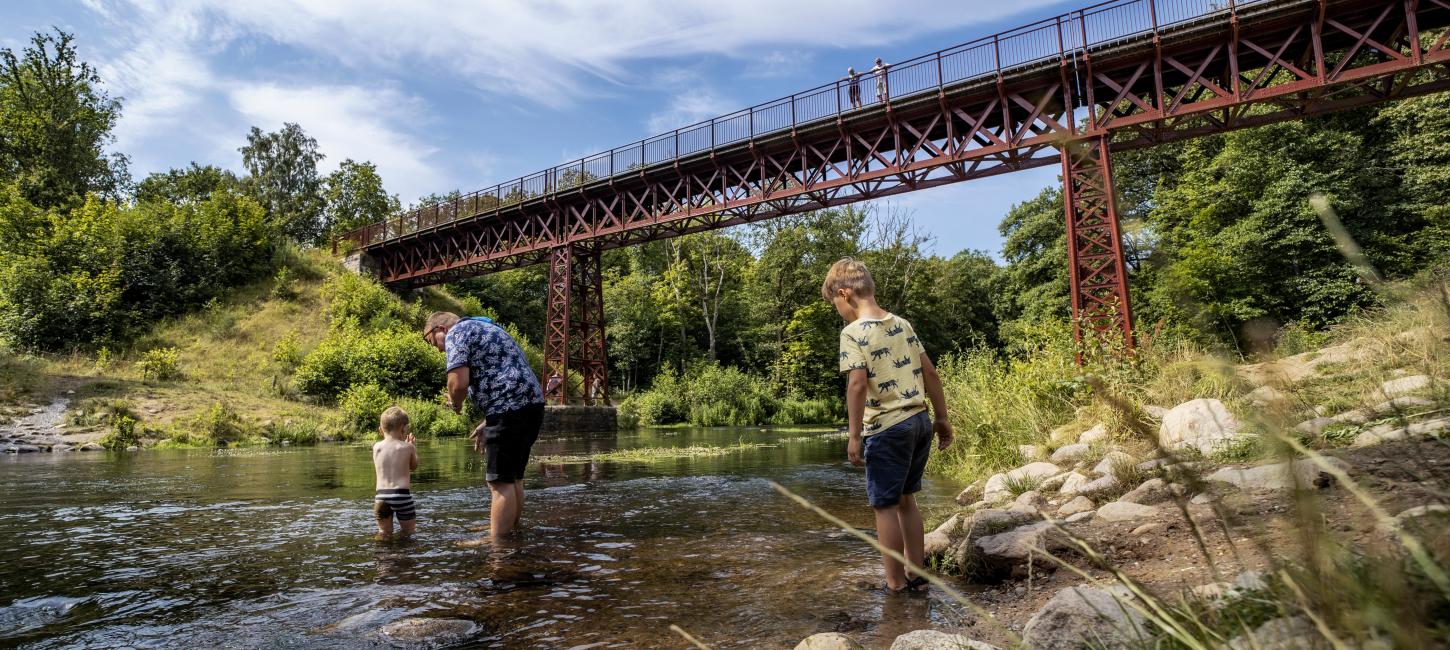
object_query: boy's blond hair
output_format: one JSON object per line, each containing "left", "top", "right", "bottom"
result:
{"left": 820, "top": 258, "right": 876, "bottom": 301}
{"left": 380, "top": 406, "right": 409, "bottom": 436}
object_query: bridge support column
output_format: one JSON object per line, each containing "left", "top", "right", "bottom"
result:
{"left": 544, "top": 244, "right": 609, "bottom": 405}
{"left": 1061, "top": 135, "right": 1135, "bottom": 353}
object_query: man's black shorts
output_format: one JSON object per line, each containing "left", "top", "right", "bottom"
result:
{"left": 482, "top": 402, "right": 545, "bottom": 483}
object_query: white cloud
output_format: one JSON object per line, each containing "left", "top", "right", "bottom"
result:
{"left": 741, "top": 50, "right": 810, "bottom": 80}
{"left": 647, "top": 88, "right": 732, "bottom": 133}
{"left": 93, "top": 0, "right": 1064, "bottom": 107}
{"left": 226, "top": 83, "right": 450, "bottom": 203}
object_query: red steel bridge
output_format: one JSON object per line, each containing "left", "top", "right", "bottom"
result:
{"left": 338, "top": 0, "right": 1450, "bottom": 404}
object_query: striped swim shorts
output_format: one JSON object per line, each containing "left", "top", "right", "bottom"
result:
{"left": 374, "top": 488, "right": 416, "bottom": 522}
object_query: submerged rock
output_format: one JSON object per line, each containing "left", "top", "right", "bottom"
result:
{"left": 795, "top": 632, "right": 864, "bottom": 650}
{"left": 377, "top": 617, "right": 477, "bottom": 644}
{"left": 1021, "top": 585, "right": 1151, "bottom": 650}
{"left": 1159, "top": 399, "right": 1242, "bottom": 455}
{"left": 890, "top": 629, "right": 996, "bottom": 650}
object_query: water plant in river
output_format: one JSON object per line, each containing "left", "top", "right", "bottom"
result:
{"left": 534, "top": 441, "right": 776, "bottom": 464}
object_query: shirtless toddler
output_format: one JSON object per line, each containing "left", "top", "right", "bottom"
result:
{"left": 372, "top": 406, "right": 419, "bottom": 539}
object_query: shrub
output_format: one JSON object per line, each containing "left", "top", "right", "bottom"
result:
{"left": 138, "top": 347, "right": 182, "bottom": 380}
{"left": 323, "top": 273, "right": 421, "bottom": 331}
{"left": 271, "top": 265, "right": 296, "bottom": 299}
{"left": 265, "top": 418, "right": 326, "bottom": 445}
{"left": 271, "top": 331, "right": 302, "bottom": 371}
{"left": 295, "top": 327, "right": 443, "bottom": 401}
{"left": 171, "top": 402, "right": 257, "bottom": 446}
{"left": 98, "top": 415, "right": 142, "bottom": 450}
{"left": 65, "top": 397, "right": 136, "bottom": 428}
{"left": 94, "top": 346, "right": 112, "bottom": 370}
{"left": 395, "top": 396, "right": 472, "bottom": 437}
{"left": 770, "top": 397, "right": 839, "bottom": 426}
{"left": 338, "top": 383, "right": 391, "bottom": 434}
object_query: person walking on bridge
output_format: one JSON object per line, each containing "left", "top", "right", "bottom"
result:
{"left": 424, "top": 311, "right": 545, "bottom": 541}
{"left": 870, "top": 58, "right": 890, "bottom": 103}
{"left": 845, "top": 67, "right": 863, "bottom": 109}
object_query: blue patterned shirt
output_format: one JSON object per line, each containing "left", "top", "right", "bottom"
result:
{"left": 444, "top": 318, "right": 545, "bottom": 416}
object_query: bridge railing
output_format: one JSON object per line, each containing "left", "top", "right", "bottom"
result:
{"left": 338, "top": 0, "right": 1274, "bottom": 251}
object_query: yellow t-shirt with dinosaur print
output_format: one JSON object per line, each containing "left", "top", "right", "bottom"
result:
{"left": 838, "top": 313, "right": 927, "bottom": 436}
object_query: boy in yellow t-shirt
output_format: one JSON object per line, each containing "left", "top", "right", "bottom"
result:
{"left": 822, "top": 258, "right": 954, "bottom": 593}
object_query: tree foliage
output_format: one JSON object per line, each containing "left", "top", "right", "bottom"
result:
{"left": 0, "top": 29, "right": 127, "bottom": 208}
{"left": 323, "top": 159, "right": 400, "bottom": 239}
{"left": 240, "top": 122, "right": 325, "bottom": 244}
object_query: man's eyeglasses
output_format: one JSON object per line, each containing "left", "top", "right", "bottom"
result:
{"left": 423, "top": 326, "right": 445, "bottom": 344}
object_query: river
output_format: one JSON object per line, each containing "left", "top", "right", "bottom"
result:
{"left": 0, "top": 427, "right": 967, "bottom": 649}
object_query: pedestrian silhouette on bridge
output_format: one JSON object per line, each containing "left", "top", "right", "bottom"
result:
{"left": 845, "top": 67, "right": 863, "bottom": 109}
{"left": 870, "top": 58, "right": 889, "bottom": 102}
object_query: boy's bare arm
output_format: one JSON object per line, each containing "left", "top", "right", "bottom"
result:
{"left": 409, "top": 444, "right": 419, "bottom": 471}
{"left": 919, "top": 354, "right": 954, "bottom": 450}
{"left": 845, "top": 368, "right": 868, "bottom": 466}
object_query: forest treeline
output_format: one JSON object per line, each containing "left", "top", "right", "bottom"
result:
{"left": 3, "top": 28, "right": 1449, "bottom": 430}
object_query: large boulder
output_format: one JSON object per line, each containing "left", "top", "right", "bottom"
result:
{"left": 974, "top": 522, "right": 1070, "bottom": 579}
{"left": 955, "top": 479, "right": 985, "bottom": 505}
{"left": 796, "top": 632, "right": 865, "bottom": 650}
{"left": 983, "top": 462, "right": 1062, "bottom": 502}
{"left": 949, "top": 509, "right": 1044, "bottom": 580}
{"left": 1159, "top": 399, "right": 1243, "bottom": 455}
{"left": 890, "top": 629, "right": 996, "bottom": 650}
{"left": 1205, "top": 458, "right": 1349, "bottom": 491}
{"left": 1073, "top": 474, "right": 1120, "bottom": 498}
{"left": 924, "top": 514, "right": 963, "bottom": 556}
{"left": 1021, "top": 585, "right": 1151, "bottom": 650}
{"left": 1096, "top": 502, "right": 1159, "bottom": 522}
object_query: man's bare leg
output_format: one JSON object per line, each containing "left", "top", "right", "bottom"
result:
{"left": 488, "top": 480, "right": 521, "bottom": 539}
{"left": 399, "top": 519, "right": 416, "bottom": 538}
{"left": 376, "top": 517, "right": 393, "bottom": 541}
{"left": 511, "top": 482, "right": 525, "bottom": 530}
{"left": 896, "top": 493, "right": 925, "bottom": 579}
{"left": 874, "top": 505, "right": 908, "bottom": 590}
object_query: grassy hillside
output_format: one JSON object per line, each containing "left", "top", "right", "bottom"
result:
{"left": 1, "top": 247, "right": 486, "bottom": 448}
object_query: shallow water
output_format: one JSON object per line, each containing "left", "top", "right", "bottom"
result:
{"left": 0, "top": 427, "right": 967, "bottom": 648}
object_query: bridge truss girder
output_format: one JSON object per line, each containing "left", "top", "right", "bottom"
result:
{"left": 363, "top": 0, "right": 1450, "bottom": 387}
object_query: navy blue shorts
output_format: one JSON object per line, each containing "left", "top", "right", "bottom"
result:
{"left": 864, "top": 410, "right": 933, "bottom": 508}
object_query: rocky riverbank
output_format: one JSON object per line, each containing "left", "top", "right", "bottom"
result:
{"left": 791, "top": 359, "right": 1450, "bottom": 649}
{"left": 0, "top": 395, "right": 108, "bottom": 453}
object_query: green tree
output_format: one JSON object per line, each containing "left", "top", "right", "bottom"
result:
{"left": 239, "top": 122, "right": 325, "bottom": 244}
{"left": 0, "top": 29, "right": 127, "bottom": 208}
{"left": 992, "top": 187, "right": 1069, "bottom": 342}
{"left": 323, "top": 159, "right": 400, "bottom": 238}
{"left": 136, "top": 163, "right": 242, "bottom": 206}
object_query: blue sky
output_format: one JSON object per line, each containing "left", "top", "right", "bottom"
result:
{"left": 2, "top": 0, "right": 1082, "bottom": 258}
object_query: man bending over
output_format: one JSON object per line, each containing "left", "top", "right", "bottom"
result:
{"left": 424, "top": 311, "right": 546, "bottom": 540}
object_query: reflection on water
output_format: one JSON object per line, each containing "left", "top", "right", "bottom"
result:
{"left": 0, "top": 427, "right": 966, "bottom": 648}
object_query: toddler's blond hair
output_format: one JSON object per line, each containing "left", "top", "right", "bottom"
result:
{"left": 820, "top": 258, "right": 876, "bottom": 301}
{"left": 380, "top": 406, "right": 409, "bottom": 436}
